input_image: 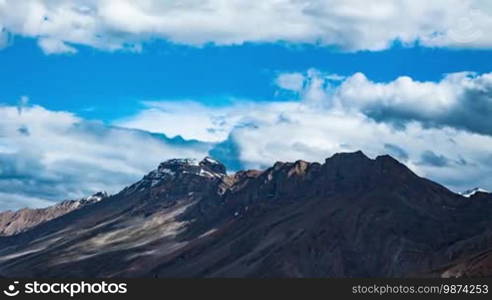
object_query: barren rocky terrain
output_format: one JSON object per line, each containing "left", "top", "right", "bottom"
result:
{"left": 0, "top": 152, "right": 491, "bottom": 278}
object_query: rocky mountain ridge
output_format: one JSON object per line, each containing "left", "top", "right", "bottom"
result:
{"left": 0, "top": 152, "right": 491, "bottom": 278}
{"left": 0, "top": 192, "right": 108, "bottom": 237}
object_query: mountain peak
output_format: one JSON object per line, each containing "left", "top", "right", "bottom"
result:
{"left": 327, "top": 150, "right": 370, "bottom": 162}
{"left": 159, "top": 158, "right": 200, "bottom": 168}
{"left": 137, "top": 157, "right": 226, "bottom": 190}
{"left": 323, "top": 150, "right": 372, "bottom": 172}
{"left": 156, "top": 157, "right": 226, "bottom": 174}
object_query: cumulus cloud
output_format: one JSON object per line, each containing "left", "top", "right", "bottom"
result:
{"left": 118, "top": 70, "right": 492, "bottom": 193}
{"left": 333, "top": 71, "right": 492, "bottom": 135}
{"left": 0, "top": 104, "right": 210, "bottom": 210}
{"left": 275, "top": 73, "right": 305, "bottom": 92}
{"left": 1, "top": 0, "right": 492, "bottom": 53}
{"left": 3, "top": 69, "right": 492, "bottom": 209}
{"left": 115, "top": 100, "right": 298, "bottom": 143}
{"left": 272, "top": 69, "right": 492, "bottom": 136}
{"left": 38, "top": 37, "right": 77, "bottom": 54}
{"left": 126, "top": 70, "right": 491, "bottom": 139}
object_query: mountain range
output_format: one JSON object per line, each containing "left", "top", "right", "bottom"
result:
{"left": 0, "top": 192, "right": 108, "bottom": 237}
{"left": 0, "top": 152, "right": 491, "bottom": 278}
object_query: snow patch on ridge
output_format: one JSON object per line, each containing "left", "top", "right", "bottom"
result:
{"left": 461, "top": 187, "right": 490, "bottom": 198}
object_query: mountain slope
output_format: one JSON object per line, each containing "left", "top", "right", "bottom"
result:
{"left": 0, "top": 152, "right": 492, "bottom": 278}
{"left": 0, "top": 192, "right": 107, "bottom": 237}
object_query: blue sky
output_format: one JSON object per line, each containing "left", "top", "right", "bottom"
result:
{"left": 3, "top": 38, "right": 492, "bottom": 121}
{"left": 1, "top": 0, "right": 492, "bottom": 210}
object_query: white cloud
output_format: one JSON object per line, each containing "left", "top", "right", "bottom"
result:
{"left": 1, "top": 0, "right": 492, "bottom": 53}
{"left": 115, "top": 101, "right": 232, "bottom": 143}
{"left": 0, "top": 192, "right": 54, "bottom": 211}
{"left": 275, "top": 73, "right": 305, "bottom": 92}
{"left": 38, "top": 37, "right": 77, "bottom": 54}
{"left": 325, "top": 74, "right": 346, "bottom": 82}
{"left": 0, "top": 103, "right": 210, "bottom": 210}
{"left": 115, "top": 100, "right": 298, "bottom": 143}
{"left": 332, "top": 71, "right": 492, "bottom": 135}
{"left": 334, "top": 72, "right": 463, "bottom": 115}
{"left": 273, "top": 69, "right": 492, "bottom": 135}
{"left": 119, "top": 70, "right": 492, "bottom": 193}
{"left": 3, "top": 70, "right": 492, "bottom": 210}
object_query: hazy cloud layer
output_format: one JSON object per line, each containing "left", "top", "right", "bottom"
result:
{"left": 0, "top": 104, "right": 210, "bottom": 210}
{"left": 1, "top": 0, "right": 492, "bottom": 53}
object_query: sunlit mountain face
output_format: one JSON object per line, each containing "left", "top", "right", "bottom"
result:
{"left": 0, "top": 0, "right": 492, "bottom": 278}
